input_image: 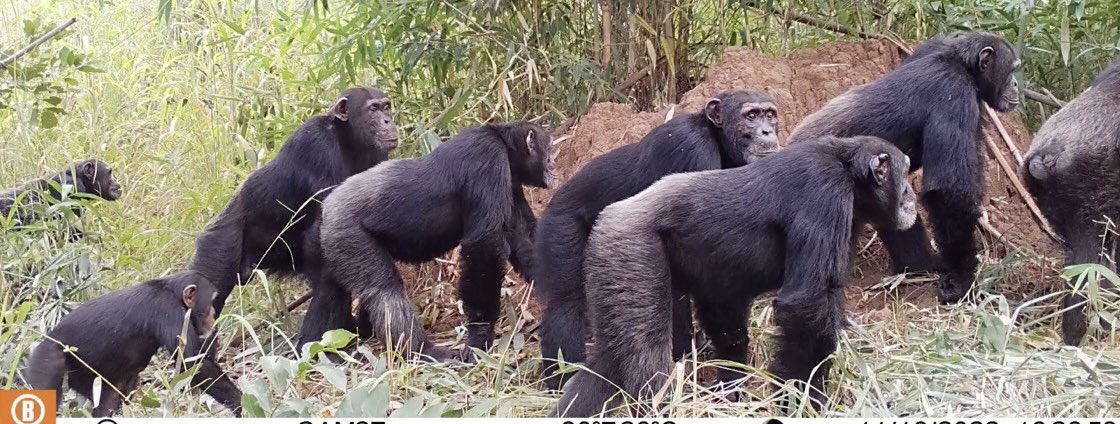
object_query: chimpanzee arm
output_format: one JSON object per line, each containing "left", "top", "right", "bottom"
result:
{"left": 920, "top": 102, "right": 984, "bottom": 303}
{"left": 505, "top": 188, "right": 536, "bottom": 279}
{"left": 457, "top": 151, "right": 514, "bottom": 353}
{"left": 461, "top": 156, "right": 514, "bottom": 252}
{"left": 157, "top": 318, "right": 243, "bottom": 416}
{"left": 769, "top": 203, "right": 852, "bottom": 407}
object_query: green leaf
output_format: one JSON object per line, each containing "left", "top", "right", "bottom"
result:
{"left": 321, "top": 328, "right": 357, "bottom": 349}
{"left": 260, "top": 356, "right": 295, "bottom": 391}
{"left": 315, "top": 364, "right": 347, "bottom": 390}
{"left": 462, "top": 399, "right": 498, "bottom": 417}
{"left": 77, "top": 65, "right": 106, "bottom": 73}
{"left": 390, "top": 396, "right": 425, "bottom": 417}
{"left": 336, "top": 382, "right": 390, "bottom": 418}
{"left": 38, "top": 110, "right": 58, "bottom": 128}
{"left": 139, "top": 389, "right": 161, "bottom": 408}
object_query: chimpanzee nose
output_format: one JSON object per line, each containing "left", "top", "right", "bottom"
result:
{"left": 761, "top": 129, "right": 773, "bottom": 136}
{"left": 383, "top": 119, "right": 391, "bottom": 124}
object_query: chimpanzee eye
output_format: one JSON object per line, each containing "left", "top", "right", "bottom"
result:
{"left": 767, "top": 111, "right": 776, "bottom": 119}
{"left": 747, "top": 111, "right": 758, "bottom": 120}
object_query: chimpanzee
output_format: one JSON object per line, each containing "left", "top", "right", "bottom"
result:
{"left": 1021, "top": 58, "right": 1120, "bottom": 346}
{"left": 308, "top": 121, "right": 556, "bottom": 360}
{"left": 534, "top": 89, "right": 780, "bottom": 389}
{"left": 24, "top": 270, "right": 242, "bottom": 416}
{"left": 0, "top": 158, "right": 122, "bottom": 221}
{"left": 189, "top": 87, "right": 398, "bottom": 321}
{"left": 553, "top": 136, "right": 917, "bottom": 417}
{"left": 789, "top": 32, "right": 1021, "bottom": 304}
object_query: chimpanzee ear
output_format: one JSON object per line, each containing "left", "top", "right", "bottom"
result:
{"left": 525, "top": 130, "right": 537, "bottom": 156}
{"left": 704, "top": 98, "right": 722, "bottom": 128}
{"left": 329, "top": 96, "right": 349, "bottom": 122}
{"left": 978, "top": 46, "right": 995, "bottom": 72}
{"left": 182, "top": 284, "right": 197, "bottom": 308}
{"left": 81, "top": 161, "right": 96, "bottom": 179}
{"left": 869, "top": 153, "right": 891, "bottom": 186}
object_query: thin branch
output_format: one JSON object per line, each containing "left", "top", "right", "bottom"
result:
{"left": 982, "top": 131, "right": 1064, "bottom": 244}
{"left": 0, "top": 18, "right": 77, "bottom": 69}
{"left": 553, "top": 56, "right": 667, "bottom": 136}
{"left": 747, "top": 5, "right": 1067, "bottom": 108}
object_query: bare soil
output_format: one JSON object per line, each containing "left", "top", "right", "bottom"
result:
{"left": 404, "top": 39, "right": 1063, "bottom": 337}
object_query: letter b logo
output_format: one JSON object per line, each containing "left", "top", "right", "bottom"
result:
{"left": 1, "top": 390, "right": 54, "bottom": 424}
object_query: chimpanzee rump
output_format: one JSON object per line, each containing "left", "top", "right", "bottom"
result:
{"left": 534, "top": 90, "right": 780, "bottom": 389}
{"left": 1021, "top": 59, "right": 1120, "bottom": 346}
{"left": 789, "top": 32, "right": 1021, "bottom": 304}
{"left": 553, "top": 136, "right": 916, "bottom": 417}
{"left": 189, "top": 87, "right": 399, "bottom": 323}
{"left": 24, "top": 271, "right": 242, "bottom": 417}
{"left": 0, "top": 158, "right": 122, "bottom": 221}
{"left": 308, "top": 121, "right": 556, "bottom": 359}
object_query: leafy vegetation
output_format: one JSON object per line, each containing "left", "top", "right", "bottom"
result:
{"left": 1, "top": 0, "right": 1118, "bottom": 418}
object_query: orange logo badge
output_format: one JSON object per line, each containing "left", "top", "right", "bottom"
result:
{"left": 0, "top": 390, "right": 55, "bottom": 424}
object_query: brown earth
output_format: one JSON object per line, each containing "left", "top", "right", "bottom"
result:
{"left": 403, "top": 39, "right": 1063, "bottom": 338}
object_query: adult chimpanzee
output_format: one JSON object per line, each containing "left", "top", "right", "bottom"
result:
{"left": 534, "top": 89, "right": 780, "bottom": 389}
{"left": 310, "top": 121, "right": 556, "bottom": 360}
{"left": 553, "top": 136, "right": 917, "bottom": 417}
{"left": 789, "top": 32, "right": 1020, "bottom": 304}
{"left": 24, "top": 270, "right": 242, "bottom": 416}
{"left": 0, "top": 158, "right": 122, "bottom": 220}
{"left": 1021, "top": 59, "right": 1120, "bottom": 346}
{"left": 189, "top": 87, "right": 398, "bottom": 322}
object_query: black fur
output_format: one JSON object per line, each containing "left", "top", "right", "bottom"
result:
{"left": 188, "top": 87, "right": 398, "bottom": 323}
{"left": 1, "top": 158, "right": 121, "bottom": 221}
{"left": 24, "top": 271, "right": 241, "bottom": 416}
{"left": 1022, "top": 58, "right": 1120, "bottom": 346}
{"left": 789, "top": 32, "right": 1021, "bottom": 304}
{"left": 306, "top": 121, "right": 556, "bottom": 358}
{"left": 552, "top": 136, "right": 916, "bottom": 417}
{"left": 534, "top": 90, "right": 780, "bottom": 389}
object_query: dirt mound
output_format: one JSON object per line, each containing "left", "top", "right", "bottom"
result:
{"left": 407, "top": 39, "right": 1062, "bottom": 337}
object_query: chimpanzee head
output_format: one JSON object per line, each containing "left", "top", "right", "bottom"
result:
{"left": 329, "top": 87, "right": 400, "bottom": 153}
{"left": 953, "top": 32, "right": 1021, "bottom": 112}
{"left": 501, "top": 121, "right": 557, "bottom": 189}
{"left": 74, "top": 159, "right": 122, "bottom": 201}
{"left": 177, "top": 271, "right": 219, "bottom": 339}
{"left": 847, "top": 136, "right": 917, "bottom": 231}
{"left": 704, "top": 89, "right": 781, "bottom": 166}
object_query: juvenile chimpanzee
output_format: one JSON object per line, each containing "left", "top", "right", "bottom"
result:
{"left": 0, "top": 158, "right": 122, "bottom": 220}
{"left": 534, "top": 89, "right": 780, "bottom": 389}
{"left": 24, "top": 270, "right": 242, "bottom": 417}
{"left": 309, "top": 121, "right": 556, "bottom": 360}
{"left": 553, "top": 136, "right": 917, "bottom": 417}
{"left": 189, "top": 87, "right": 399, "bottom": 320}
{"left": 789, "top": 32, "right": 1021, "bottom": 303}
{"left": 1021, "top": 59, "right": 1120, "bottom": 346}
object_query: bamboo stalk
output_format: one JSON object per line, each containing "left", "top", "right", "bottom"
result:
{"left": 0, "top": 18, "right": 77, "bottom": 69}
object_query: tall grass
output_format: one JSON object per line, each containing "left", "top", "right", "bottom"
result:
{"left": 1, "top": 0, "right": 1119, "bottom": 418}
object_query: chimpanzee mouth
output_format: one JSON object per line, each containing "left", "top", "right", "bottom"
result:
{"left": 379, "top": 138, "right": 400, "bottom": 148}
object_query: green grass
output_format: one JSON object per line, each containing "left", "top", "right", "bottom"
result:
{"left": 2, "top": 0, "right": 1119, "bottom": 418}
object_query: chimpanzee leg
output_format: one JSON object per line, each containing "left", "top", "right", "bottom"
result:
{"left": 459, "top": 242, "right": 506, "bottom": 355}
{"left": 878, "top": 213, "right": 940, "bottom": 273}
{"left": 770, "top": 285, "right": 843, "bottom": 410}
{"left": 1061, "top": 226, "right": 1115, "bottom": 346}
{"left": 695, "top": 298, "right": 752, "bottom": 387}
{"left": 670, "top": 287, "right": 696, "bottom": 360}
{"left": 924, "top": 189, "right": 982, "bottom": 303}
{"left": 298, "top": 276, "right": 359, "bottom": 349}
{"left": 91, "top": 375, "right": 134, "bottom": 417}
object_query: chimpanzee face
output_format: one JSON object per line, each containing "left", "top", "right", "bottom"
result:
{"left": 507, "top": 121, "right": 557, "bottom": 189}
{"left": 330, "top": 87, "right": 400, "bottom": 153}
{"left": 705, "top": 90, "right": 781, "bottom": 166}
{"left": 181, "top": 279, "right": 218, "bottom": 339}
{"left": 77, "top": 159, "right": 122, "bottom": 201}
{"left": 973, "top": 38, "right": 1021, "bottom": 113}
{"left": 852, "top": 136, "right": 917, "bottom": 230}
